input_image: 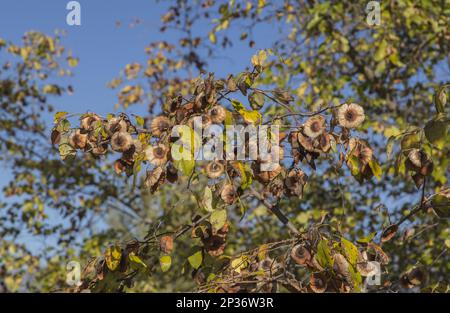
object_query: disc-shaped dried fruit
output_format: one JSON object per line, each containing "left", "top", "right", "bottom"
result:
{"left": 107, "top": 117, "right": 128, "bottom": 134}
{"left": 80, "top": 114, "right": 101, "bottom": 131}
{"left": 406, "top": 267, "right": 428, "bottom": 286}
{"left": 150, "top": 116, "right": 171, "bottom": 137}
{"left": 221, "top": 184, "right": 236, "bottom": 204}
{"left": 91, "top": 143, "right": 108, "bottom": 156}
{"left": 316, "top": 132, "right": 332, "bottom": 153}
{"left": 159, "top": 235, "right": 174, "bottom": 254}
{"left": 144, "top": 166, "right": 166, "bottom": 193}
{"left": 303, "top": 115, "right": 326, "bottom": 138}
{"left": 333, "top": 253, "right": 351, "bottom": 283}
{"left": 252, "top": 160, "right": 282, "bottom": 184}
{"left": 145, "top": 144, "right": 169, "bottom": 166}
{"left": 285, "top": 169, "right": 308, "bottom": 197}
{"left": 309, "top": 273, "right": 327, "bottom": 293}
{"left": 356, "top": 251, "right": 377, "bottom": 277}
{"left": 69, "top": 129, "right": 88, "bottom": 150}
{"left": 337, "top": 103, "right": 365, "bottom": 129}
{"left": 290, "top": 245, "right": 311, "bottom": 266}
{"left": 111, "top": 131, "right": 133, "bottom": 152}
{"left": 209, "top": 105, "right": 226, "bottom": 124}
{"left": 205, "top": 161, "right": 225, "bottom": 179}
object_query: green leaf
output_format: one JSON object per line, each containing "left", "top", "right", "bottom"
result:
{"left": 202, "top": 187, "right": 214, "bottom": 212}
{"left": 172, "top": 143, "right": 196, "bottom": 176}
{"left": 248, "top": 91, "right": 265, "bottom": 110}
{"left": 348, "top": 155, "right": 361, "bottom": 177}
{"left": 67, "top": 56, "right": 79, "bottom": 67}
{"left": 389, "top": 53, "right": 405, "bottom": 67}
{"left": 54, "top": 111, "right": 68, "bottom": 123}
{"left": 230, "top": 99, "right": 261, "bottom": 124}
{"left": 401, "top": 132, "right": 421, "bottom": 155}
{"left": 431, "top": 195, "right": 450, "bottom": 219}
{"left": 374, "top": 39, "right": 388, "bottom": 62}
{"left": 316, "top": 239, "right": 333, "bottom": 269}
{"left": 240, "top": 110, "right": 261, "bottom": 124}
{"left": 357, "top": 232, "right": 377, "bottom": 244}
{"left": 234, "top": 161, "right": 253, "bottom": 189}
{"left": 231, "top": 99, "right": 245, "bottom": 111}
{"left": 105, "top": 245, "right": 122, "bottom": 271}
{"left": 435, "top": 87, "right": 447, "bottom": 113}
{"left": 368, "top": 159, "right": 382, "bottom": 180}
{"left": 135, "top": 115, "right": 145, "bottom": 127}
{"left": 424, "top": 115, "right": 448, "bottom": 149}
{"left": 188, "top": 250, "right": 203, "bottom": 269}
{"left": 43, "top": 84, "right": 60, "bottom": 95}
{"left": 231, "top": 255, "right": 249, "bottom": 273}
{"left": 129, "top": 253, "right": 148, "bottom": 271}
{"left": 210, "top": 209, "right": 227, "bottom": 232}
{"left": 159, "top": 255, "right": 172, "bottom": 272}
{"left": 58, "top": 135, "right": 76, "bottom": 161}
{"left": 386, "top": 136, "right": 395, "bottom": 160}
{"left": 340, "top": 237, "right": 358, "bottom": 266}
{"left": 208, "top": 31, "right": 216, "bottom": 44}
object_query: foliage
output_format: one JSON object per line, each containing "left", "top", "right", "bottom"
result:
{"left": 0, "top": 1, "right": 449, "bottom": 293}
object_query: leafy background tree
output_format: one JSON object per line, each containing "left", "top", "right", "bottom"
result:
{"left": 0, "top": 0, "right": 448, "bottom": 292}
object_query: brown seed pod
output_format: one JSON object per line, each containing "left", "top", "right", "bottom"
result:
{"left": 303, "top": 115, "right": 326, "bottom": 139}
{"left": 316, "top": 132, "right": 332, "bottom": 153}
{"left": 150, "top": 116, "right": 171, "bottom": 137}
{"left": 201, "top": 114, "right": 212, "bottom": 129}
{"left": 406, "top": 267, "right": 428, "bottom": 286}
{"left": 145, "top": 144, "right": 169, "bottom": 166}
{"left": 252, "top": 160, "right": 282, "bottom": 184}
{"left": 337, "top": 103, "right": 365, "bottom": 129}
{"left": 221, "top": 184, "right": 236, "bottom": 204}
{"left": 80, "top": 114, "right": 101, "bottom": 131}
{"left": 333, "top": 253, "right": 351, "bottom": 283}
{"left": 209, "top": 105, "right": 226, "bottom": 124}
{"left": 205, "top": 161, "right": 225, "bottom": 179}
{"left": 297, "top": 130, "right": 315, "bottom": 152}
{"left": 406, "top": 149, "right": 433, "bottom": 176}
{"left": 356, "top": 251, "right": 377, "bottom": 277}
{"left": 381, "top": 224, "right": 398, "bottom": 243}
{"left": 290, "top": 245, "right": 311, "bottom": 266}
{"left": 110, "top": 131, "right": 133, "bottom": 152}
{"left": 407, "top": 149, "right": 423, "bottom": 169}
{"left": 91, "top": 143, "right": 108, "bottom": 156}
{"left": 309, "top": 273, "right": 327, "bottom": 293}
{"left": 159, "top": 235, "right": 174, "bottom": 254}
{"left": 107, "top": 117, "right": 128, "bottom": 135}
{"left": 166, "top": 163, "right": 178, "bottom": 183}
{"left": 144, "top": 166, "right": 166, "bottom": 193}
{"left": 284, "top": 169, "right": 308, "bottom": 197}
{"left": 401, "top": 228, "right": 415, "bottom": 242}
{"left": 114, "top": 159, "right": 127, "bottom": 175}
{"left": 69, "top": 129, "right": 88, "bottom": 150}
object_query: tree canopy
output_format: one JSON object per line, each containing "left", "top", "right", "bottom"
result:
{"left": 0, "top": 0, "right": 449, "bottom": 293}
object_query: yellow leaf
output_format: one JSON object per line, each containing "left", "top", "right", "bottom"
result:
{"left": 105, "top": 245, "right": 122, "bottom": 271}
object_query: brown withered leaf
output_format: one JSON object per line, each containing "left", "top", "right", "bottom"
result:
{"left": 381, "top": 224, "right": 398, "bottom": 243}
{"left": 159, "top": 235, "right": 174, "bottom": 254}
